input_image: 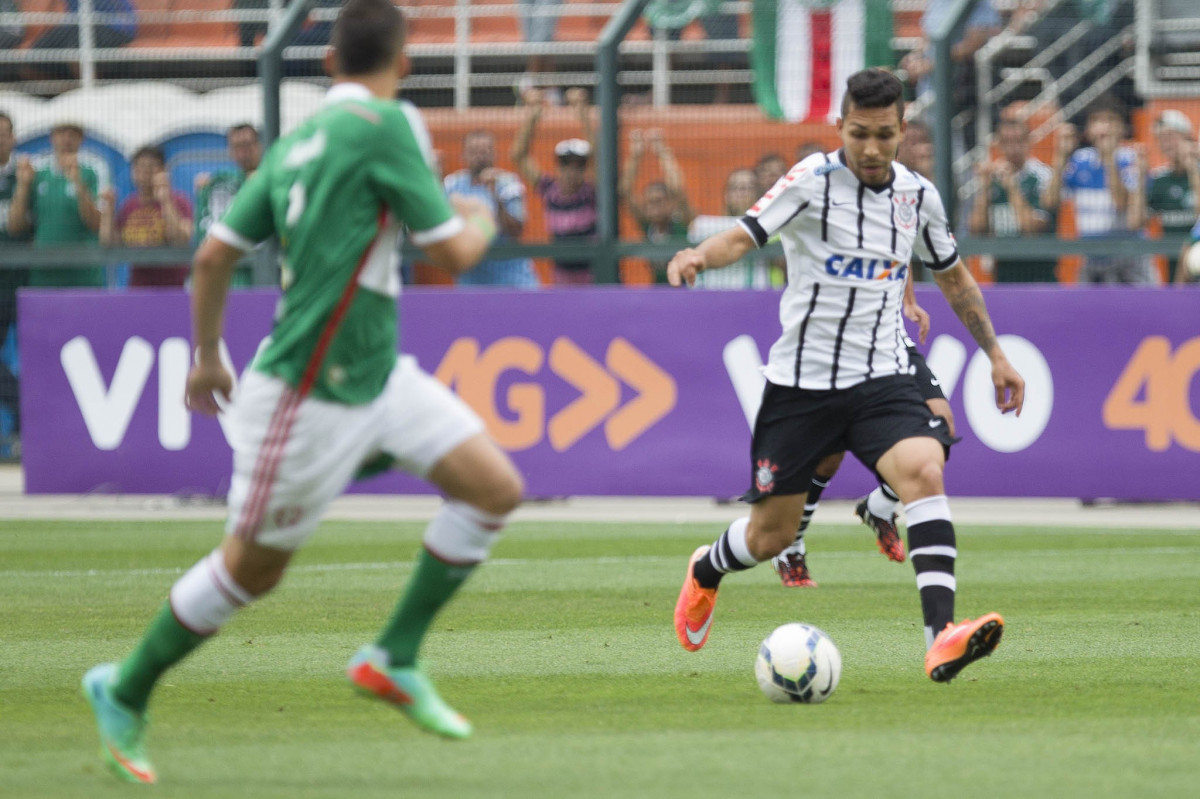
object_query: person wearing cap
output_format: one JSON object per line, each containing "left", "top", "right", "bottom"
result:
{"left": 968, "top": 113, "right": 1057, "bottom": 282}
{"left": 7, "top": 121, "right": 108, "bottom": 287}
{"left": 1043, "top": 94, "right": 1159, "bottom": 285}
{"left": 512, "top": 86, "right": 598, "bottom": 284}
{"left": 444, "top": 130, "right": 538, "bottom": 288}
{"left": 1132, "top": 109, "right": 1200, "bottom": 283}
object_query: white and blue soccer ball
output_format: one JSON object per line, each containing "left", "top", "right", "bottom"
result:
{"left": 755, "top": 622, "right": 842, "bottom": 704}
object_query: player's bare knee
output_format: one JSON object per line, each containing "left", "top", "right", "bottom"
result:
{"left": 746, "top": 521, "right": 795, "bottom": 560}
{"left": 227, "top": 561, "right": 286, "bottom": 597}
{"left": 221, "top": 541, "right": 291, "bottom": 597}
{"left": 477, "top": 469, "right": 523, "bottom": 517}
{"left": 909, "top": 459, "right": 945, "bottom": 499}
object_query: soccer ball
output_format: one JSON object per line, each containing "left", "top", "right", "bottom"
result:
{"left": 754, "top": 623, "right": 842, "bottom": 704}
{"left": 1184, "top": 241, "right": 1200, "bottom": 279}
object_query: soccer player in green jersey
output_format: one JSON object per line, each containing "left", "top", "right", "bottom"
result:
{"left": 82, "top": 0, "right": 521, "bottom": 783}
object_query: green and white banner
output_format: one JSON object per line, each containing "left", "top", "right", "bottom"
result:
{"left": 752, "top": 0, "right": 894, "bottom": 122}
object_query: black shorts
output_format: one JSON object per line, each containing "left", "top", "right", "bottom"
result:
{"left": 742, "top": 374, "right": 957, "bottom": 502}
{"left": 907, "top": 345, "right": 946, "bottom": 403}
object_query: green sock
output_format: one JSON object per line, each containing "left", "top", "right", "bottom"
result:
{"left": 376, "top": 549, "right": 477, "bottom": 667}
{"left": 112, "top": 601, "right": 208, "bottom": 714}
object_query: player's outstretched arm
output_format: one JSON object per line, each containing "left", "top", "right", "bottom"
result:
{"left": 666, "top": 225, "right": 755, "bottom": 287}
{"left": 932, "top": 260, "right": 1025, "bottom": 416}
{"left": 186, "top": 236, "right": 241, "bottom": 415}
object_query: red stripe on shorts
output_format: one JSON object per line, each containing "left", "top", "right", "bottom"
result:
{"left": 234, "top": 208, "right": 387, "bottom": 542}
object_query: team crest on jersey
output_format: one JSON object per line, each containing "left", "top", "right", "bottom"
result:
{"left": 755, "top": 459, "right": 779, "bottom": 493}
{"left": 893, "top": 194, "right": 918, "bottom": 229}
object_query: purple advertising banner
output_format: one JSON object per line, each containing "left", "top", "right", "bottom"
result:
{"left": 18, "top": 287, "right": 1200, "bottom": 500}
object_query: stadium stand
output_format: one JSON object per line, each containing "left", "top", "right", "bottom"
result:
{"left": 129, "top": 0, "right": 238, "bottom": 50}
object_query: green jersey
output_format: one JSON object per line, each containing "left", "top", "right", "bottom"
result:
{"left": 26, "top": 158, "right": 105, "bottom": 287}
{"left": 986, "top": 158, "right": 1058, "bottom": 283}
{"left": 194, "top": 169, "right": 245, "bottom": 242}
{"left": 215, "top": 84, "right": 459, "bottom": 405}
{"left": 1146, "top": 167, "right": 1195, "bottom": 233}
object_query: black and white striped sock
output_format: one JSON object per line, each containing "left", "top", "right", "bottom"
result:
{"left": 905, "top": 495, "right": 957, "bottom": 648}
{"left": 692, "top": 517, "right": 758, "bottom": 589}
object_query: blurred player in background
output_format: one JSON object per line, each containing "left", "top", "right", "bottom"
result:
{"left": 82, "top": 1, "right": 523, "bottom": 784}
{"left": 668, "top": 68, "right": 1023, "bottom": 683}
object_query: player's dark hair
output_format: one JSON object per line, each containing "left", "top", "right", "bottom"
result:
{"left": 332, "top": 0, "right": 407, "bottom": 76}
{"left": 131, "top": 145, "right": 166, "bottom": 166}
{"left": 227, "top": 123, "right": 259, "bottom": 141}
{"left": 841, "top": 68, "right": 905, "bottom": 121}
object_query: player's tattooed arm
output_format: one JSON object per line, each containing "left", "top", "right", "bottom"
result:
{"left": 933, "top": 260, "right": 1025, "bottom": 415}
{"left": 932, "top": 261, "right": 999, "bottom": 356}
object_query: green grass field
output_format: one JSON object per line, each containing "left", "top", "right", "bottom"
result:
{"left": 2, "top": 516, "right": 1198, "bottom": 798}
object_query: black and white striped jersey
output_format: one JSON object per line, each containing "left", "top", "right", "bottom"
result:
{"left": 737, "top": 149, "right": 958, "bottom": 391}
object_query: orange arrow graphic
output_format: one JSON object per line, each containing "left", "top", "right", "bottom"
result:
{"left": 547, "top": 337, "right": 620, "bottom": 451}
{"left": 605, "top": 338, "right": 677, "bottom": 450}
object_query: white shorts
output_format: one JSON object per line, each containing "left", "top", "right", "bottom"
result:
{"left": 224, "top": 355, "right": 484, "bottom": 550}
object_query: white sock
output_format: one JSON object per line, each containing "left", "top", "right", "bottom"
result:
{"left": 423, "top": 501, "right": 508, "bottom": 565}
{"left": 867, "top": 485, "right": 900, "bottom": 519}
{"left": 780, "top": 535, "right": 807, "bottom": 558}
{"left": 169, "top": 550, "right": 254, "bottom": 635}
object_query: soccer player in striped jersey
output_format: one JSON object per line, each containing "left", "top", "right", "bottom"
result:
{"left": 670, "top": 68, "right": 1023, "bottom": 683}
{"left": 82, "top": 1, "right": 522, "bottom": 783}
{"left": 771, "top": 273, "right": 955, "bottom": 587}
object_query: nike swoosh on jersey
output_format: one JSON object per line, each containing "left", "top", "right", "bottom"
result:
{"left": 929, "top": 418, "right": 943, "bottom": 427}
{"left": 930, "top": 378, "right": 940, "bottom": 385}
{"left": 685, "top": 615, "right": 714, "bottom": 645}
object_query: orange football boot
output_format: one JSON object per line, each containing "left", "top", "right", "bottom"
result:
{"left": 925, "top": 613, "right": 1005, "bottom": 682}
{"left": 674, "top": 546, "right": 719, "bottom": 651}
